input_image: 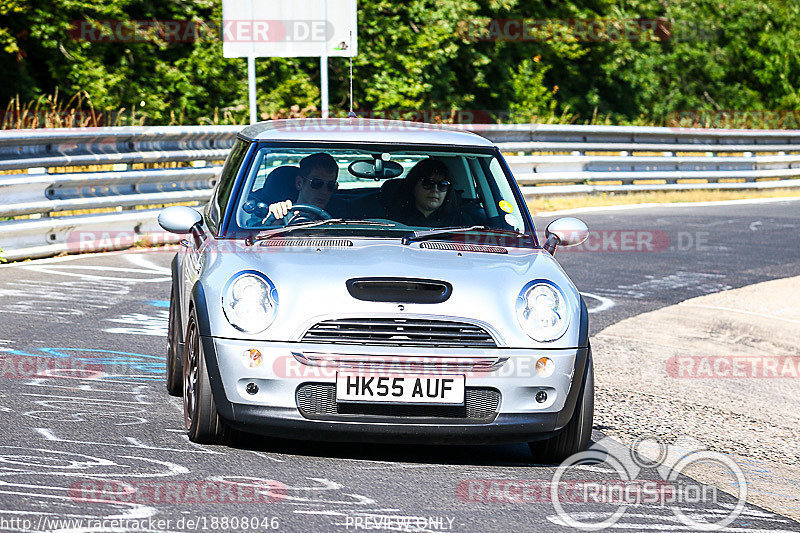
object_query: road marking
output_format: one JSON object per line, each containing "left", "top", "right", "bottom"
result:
{"left": 208, "top": 476, "right": 377, "bottom": 505}
{"left": 247, "top": 450, "right": 286, "bottom": 463}
{"left": 0, "top": 247, "right": 178, "bottom": 269}
{"left": 21, "top": 393, "right": 151, "bottom": 405}
{"left": 104, "top": 310, "right": 169, "bottom": 336}
{"left": 546, "top": 508, "right": 797, "bottom": 531}
{"left": 33, "top": 427, "right": 225, "bottom": 455}
{"left": 125, "top": 253, "right": 172, "bottom": 274}
{"left": 0, "top": 279, "right": 131, "bottom": 321}
{"left": 593, "top": 271, "right": 730, "bottom": 300}
{"left": 22, "top": 264, "right": 170, "bottom": 283}
{"left": 581, "top": 292, "right": 615, "bottom": 314}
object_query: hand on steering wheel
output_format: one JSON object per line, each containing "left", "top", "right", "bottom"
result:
{"left": 262, "top": 200, "right": 333, "bottom": 226}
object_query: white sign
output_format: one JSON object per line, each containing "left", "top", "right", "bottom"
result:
{"left": 222, "top": 0, "right": 358, "bottom": 58}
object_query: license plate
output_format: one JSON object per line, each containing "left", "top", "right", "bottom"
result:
{"left": 336, "top": 373, "right": 465, "bottom": 405}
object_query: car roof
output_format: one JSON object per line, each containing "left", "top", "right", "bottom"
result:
{"left": 238, "top": 118, "right": 495, "bottom": 148}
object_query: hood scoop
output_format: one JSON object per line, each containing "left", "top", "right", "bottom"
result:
{"left": 419, "top": 242, "right": 508, "bottom": 254}
{"left": 260, "top": 239, "right": 353, "bottom": 247}
{"left": 346, "top": 277, "right": 452, "bottom": 303}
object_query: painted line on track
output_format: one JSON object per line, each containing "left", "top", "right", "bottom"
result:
{"left": 581, "top": 292, "right": 615, "bottom": 314}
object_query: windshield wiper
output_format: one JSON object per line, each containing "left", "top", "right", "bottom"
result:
{"left": 247, "top": 219, "right": 399, "bottom": 245}
{"left": 401, "top": 225, "right": 528, "bottom": 245}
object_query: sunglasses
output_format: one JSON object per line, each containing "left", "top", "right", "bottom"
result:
{"left": 304, "top": 176, "right": 338, "bottom": 192}
{"left": 419, "top": 178, "right": 451, "bottom": 192}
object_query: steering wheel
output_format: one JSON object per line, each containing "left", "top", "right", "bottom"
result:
{"left": 262, "top": 203, "right": 333, "bottom": 226}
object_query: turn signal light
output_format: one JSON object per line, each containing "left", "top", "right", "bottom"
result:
{"left": 536, "top": 357, "right": 554, "bottom": 377}
{"left": 243, "top": 349, "right": 263, "bottom": 368}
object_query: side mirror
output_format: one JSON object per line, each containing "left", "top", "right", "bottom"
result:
{"left": 543, "top": 217, "right": 588, "bottom": 255}
{"left": 158, "top": 206, "right": 203, "bottom": 234}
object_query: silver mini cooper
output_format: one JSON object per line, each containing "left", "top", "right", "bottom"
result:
{"left": 159, "top": 119, "right": 592, "bottom": 461}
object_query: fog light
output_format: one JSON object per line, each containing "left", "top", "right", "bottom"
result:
{"left": 535, "top": 390, "right": 547, "bottom": 403}
{"left": 536, "top": 357, "right": 554, "bottom": 377}
{"left": 243, "top": 348, "right": 262, "bottom": 368}
{"left": 246, "top": 382, "right": 259, "bottom": 395}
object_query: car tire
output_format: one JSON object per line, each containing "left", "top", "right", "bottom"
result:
{"left": 166, "top": 285, "right": 183, "bottom": 396}
{"left": 183, "top": 309, "right": 228, "bottom": 444}
{"left": 528, "top": 349, "right": 594, "bottom": 463}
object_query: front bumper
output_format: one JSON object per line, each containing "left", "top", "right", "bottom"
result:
{"left": 201, "top": 336, "right": 589, "bottom": 445}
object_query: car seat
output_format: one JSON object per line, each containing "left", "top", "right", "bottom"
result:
{"left": 242, "top": 165, "right": 301, "bottom": 225}
{"left": 252, "top": 165, "right": 301, "bottom": 204}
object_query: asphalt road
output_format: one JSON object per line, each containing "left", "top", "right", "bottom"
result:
{"left": 0, "top": 198, "right": 798, "bottom": 532}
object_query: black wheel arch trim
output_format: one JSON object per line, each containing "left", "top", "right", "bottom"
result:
{"left": 552, "top": 295, "right": 591, "bottom": 429}
{"left": 578, "top": 295, "right": 589, "bottom": 348}
{"left": 189, "top": 281, "right": 236, "bottom": 421}
{"left": 170, "top": 254, "right": 184, "bottom": 347}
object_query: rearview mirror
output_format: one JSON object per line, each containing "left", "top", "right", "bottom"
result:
{"left": 348, "top": 159, "right": 404, "bottom": 180}
{"left": 543, "top": 217, "right": 588, "bottom": 255}
{"left": 158, "top": 206, "right": 202, "bottom": 234}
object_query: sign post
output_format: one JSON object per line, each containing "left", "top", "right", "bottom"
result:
{"left": 247, "top": 55, "right": 257, "bottom": 124}
{"left": 320, "top": 0, "right": 329, "bottom": 118}
{"left": 222, "top": 0, "right": 357, "bottom": 123}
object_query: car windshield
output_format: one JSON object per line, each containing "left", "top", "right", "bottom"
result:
{"left": 232, "top": 143, "right": 532, "bottom": 245}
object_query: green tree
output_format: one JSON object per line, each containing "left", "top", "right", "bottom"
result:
{"left": 1, "top": 0, "right": 799, "bottom": 126}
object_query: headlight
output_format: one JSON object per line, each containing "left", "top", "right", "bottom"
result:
{"left": 222, "top": 271, "right": 278, "bottom": 333}
{"left": 516, "top": 281, "right": 570, "bottom": 342}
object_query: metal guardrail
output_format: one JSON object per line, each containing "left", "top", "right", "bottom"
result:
{"left": 1, "top": 123, "right": 799, "bottom": 261}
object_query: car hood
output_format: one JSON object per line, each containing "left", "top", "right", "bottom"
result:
{"left": 196, "top": 238, "right": 585, "bottom": 349}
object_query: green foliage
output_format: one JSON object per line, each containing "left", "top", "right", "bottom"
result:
{"left": 1, "top": 0, "right": 798, "bottom": 126}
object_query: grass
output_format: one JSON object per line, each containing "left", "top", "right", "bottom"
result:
{"left": 6, "top": 89, "right": 800, "bottom": 130}
{"left": 1, "top": 90, "right": 245, "bottom": 129}
{"left": 1, "top": 90, "right": 135, "bottom": 129}
{"left": 527, "top": 188, "right": 800, "bottom": 214}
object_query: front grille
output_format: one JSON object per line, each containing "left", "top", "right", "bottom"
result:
{"left": 302, "top": 318, "right": 496, "bottom": 348}
{"left": 296, "top": 383, "right": 500, "bottom": 423}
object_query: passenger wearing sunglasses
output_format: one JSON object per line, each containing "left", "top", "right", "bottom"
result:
{"left": 387, "top": 158, "right": 471, "bottom": 228}
{"left": 267, "top": 152, "right": 341, "bottom": 220}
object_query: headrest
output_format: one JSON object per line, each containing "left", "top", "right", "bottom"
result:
{"left": 252, "top": 165, "right": 301, "bottom": 203}
{"left": 379, "top": 178, "right": 405, "bottom": 208}
{"left": 380, "top": 178, "right": 404, "bottom": 195}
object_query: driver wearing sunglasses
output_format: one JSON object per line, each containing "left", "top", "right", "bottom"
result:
{"left": 387, "top": 158, "right": 472, "bottom": 228}
{"left": 267, "top": 152, "right": 340, "bottom": 220}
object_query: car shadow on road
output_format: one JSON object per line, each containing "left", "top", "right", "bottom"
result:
{"left": 222, "top": 430, "right": 602, "bottom": 468}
